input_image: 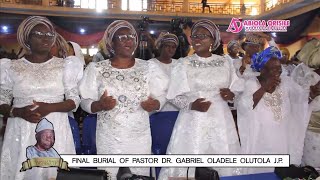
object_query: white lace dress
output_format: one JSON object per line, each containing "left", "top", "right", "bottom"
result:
{"left": 291, "top": 63, "right": 320, "bottom": 168}
{"left": 79, "top": 59, "right": 168, "bottom": 179}
{"left": 158, "top": 54, "right": 243, "bottom": 179}
{"left": 237, "top": 76, "right": 311, "bottom": 174}
{"left": 0, "top": 56, "right": 83, "bottom": 180}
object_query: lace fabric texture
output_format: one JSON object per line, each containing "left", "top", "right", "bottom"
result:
{"left": 79, "top": 59, "right": 168, "bottom": 179}
{"left": 302, "top": 130, "right": 320, "bottom": 168}
{"left": 291, "top": 63, "right": 320, "bottom": 168}
{"left": 281, "top": 64, "right": 296, "bottom": 76}
{"left": 263, "top": 88, "right": 283, "bottom": 121}
{"left": 0, "top": 57, "right": 82, "bottom": 180}
{"left": 159, "top": 54, "right": 243, "bottom": 179}
{"left": 0, "top": 88, "right": 13, "bottom": 105}
{"left": 291, "top": 63, "right": 320, "bottom": 88}
{"left": 291, "top": 63, "right": 320, "bottom": 112}
{"left": 169, "top": 95, "right": 190, "bottom": 110}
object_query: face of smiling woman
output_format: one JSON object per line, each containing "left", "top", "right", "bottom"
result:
{"left": 112, "top": 27, "right": 137, "bottom": 58}
{"left": 191, "top": 27, "right": 214, "bottom": 58}
{"left": 27, "top": 24, "right": 55, "bottom": 55}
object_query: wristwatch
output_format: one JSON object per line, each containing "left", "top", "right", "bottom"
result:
{"left": 9, "top": 107, "right": 14, "bottom": 117}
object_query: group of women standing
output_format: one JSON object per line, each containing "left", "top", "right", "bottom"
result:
{"left": 0, "top": 15, "right": 319, "bottom": 180}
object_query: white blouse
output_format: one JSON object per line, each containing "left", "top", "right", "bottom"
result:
{"left": 79, "top": 59, "right": 168, "bottom": 114}
{"left": 148, "top": 58, "right": 179, "bottom": 112}
{"left": 0, "top": 56, "right": 83, "bottom": 108}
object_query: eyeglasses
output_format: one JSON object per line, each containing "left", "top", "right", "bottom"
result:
{"left": 190, "top": 34, "right": 212, "bottom": 40}
{"left": 31, "top": 31, "right": 55, "bottom": 39}
{"left": 114, "top": 34, "right": 136, "bottom": 42}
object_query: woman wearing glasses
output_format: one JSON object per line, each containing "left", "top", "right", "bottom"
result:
{"left": 0, "top": 16, "right": 83, "bottom": 180}
{"left": 158, "top": 19, "right": 243, "bottom": 179}
{"left": 79, "top": 20, "right": 168, "bottom": 178}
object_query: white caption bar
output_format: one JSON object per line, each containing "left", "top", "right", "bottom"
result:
{"left": 60, "top": 155, "right": 290, "bottom": 168}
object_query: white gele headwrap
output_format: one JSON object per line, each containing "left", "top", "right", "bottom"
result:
{"left": 102, "top": 20, "right": 138, "bottom": 55}
{"left": 155, "top": 32, "right": 179, "bottom": 49}
{"left": 55, "top": 33, "right": 68, "bottom": 58}
{"left": 17, "top": 16, "right": 56, "bottom": 53}
{"left": 191, "top": 19, "right": 221, "bottom": 51}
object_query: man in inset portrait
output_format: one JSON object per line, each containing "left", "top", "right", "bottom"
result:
{"left": 26, "top": 118, "right": 60, "bottom": 159}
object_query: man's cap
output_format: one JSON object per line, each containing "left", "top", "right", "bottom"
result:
{"left": 35, "top": 118, "right": 54, "bottom": 133}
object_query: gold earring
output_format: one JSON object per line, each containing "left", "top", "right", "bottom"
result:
{"left": 209, "top": 44, "right": 212, "bottom": 52}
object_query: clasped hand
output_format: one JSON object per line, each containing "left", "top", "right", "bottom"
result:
{"left": 141, "top": 97, "right": 160, "bottom": 112}
{"left": 220, "top": 88, "right": 235, "bottom": 101}
{"left": 14, "top": 100, "right": 51, "bottom": 123}
{"left": 191, "top": 98, "right": 212, "bottom": 112}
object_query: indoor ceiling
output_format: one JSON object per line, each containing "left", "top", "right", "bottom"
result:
{"left": 0, "top": 7, "right": 319, "bottom": 44}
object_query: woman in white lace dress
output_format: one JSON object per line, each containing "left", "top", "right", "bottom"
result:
{"left": 79, "top": 20, "right": 168, "bottom": 179}
{"left": 158, "top": 19, "right": 243, "bottom": 179}
{"left": 290, "top": 38, "right": 320, "bottom": 168}
{"left": 225, "top": 40, "right": 243, "bottom": 77}
{"left": 148, "top": 32, "right": 179, "bottom": 112}
{"left": 0, "top": 16, "right": 83, "bottom": 180}
{"left": 237, "top": 46, "right": 320, "bottom": 174}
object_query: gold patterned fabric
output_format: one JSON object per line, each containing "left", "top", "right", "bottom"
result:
{"left": 308, "top": 111, "right": 320, "bottom": 133}
{"left": 297, "top": 38, "right": 320, "bottom": 69}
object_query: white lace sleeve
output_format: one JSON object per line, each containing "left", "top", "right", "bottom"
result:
{"left": 0, "top": 58, "right": 13, "bottom": 105}
{"left": 227, "top": 56, "right": 244, "bottom": 94}
{"left": 63, "top": 56, "right": 84, "bottom": 111}
{"left": 310, "top": 96, "right": 320, "bottom": 112}
{"left": 79, "top": 62, "right": 100, "bottom": 113}
{"left": 285, "top": 76, "right": 309, "bottom": 104}
{"left": 167, "top": 59, "right": 190, "bottom": 99}
{"left": 291, "top": 63, "right": 320, "bottom": 111}
{"left": 169, "top": 95, "right": 190, "bottom": 110}
{"left": 232, "top": 58, "right": 243, "bottom": 77}
{"left": 222, "top": 56, "right": 244, "bottom": 106}
{"left": 284, "top": 77, "right": 310, "bottom": 165}
{"left": 291, "top": 63, "right": 320, "bottom": 89}
{"left": 147, "top": 60, "right": 169, "bottom": 110}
